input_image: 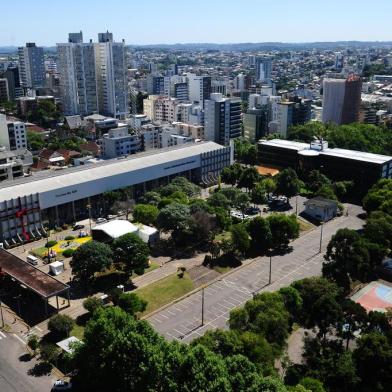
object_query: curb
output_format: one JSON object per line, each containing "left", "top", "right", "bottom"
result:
{"left": 142, "top": 218, "right": 329, "bottom": 321}
{"left": 141, "top": 256, "right": 257, "bottom": 320}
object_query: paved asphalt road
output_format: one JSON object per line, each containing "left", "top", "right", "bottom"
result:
{"left": 0, "top": 331, "right": 54, "bottom": 392}
{"left": 147, "top": 204, "right": 364, "bottom": 343}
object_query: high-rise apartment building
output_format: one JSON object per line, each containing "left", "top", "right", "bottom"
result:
{"left": 187, "top": 74, "right": 212, "bottom": 108}
{"left": 0, "top": 114, "right": 27, "bottom": 150}
{"left": 322, "top": 75, "right": 362, "bottom": 125}
{"left": 57, "top": 32, "right": 98, "bottom": 116}
{"left": 204, "top": 93, "right": 242, "bottom": 146}
{"left": 18, "top": 43, "right": 45, "bottom": 89}
{"left": 94, "top": 32, "right": 128, "bottom": 119}
{"left": 255, "top": 57, "right": 272, "bottom": 85}
{"left": 0, "top": 79, "right": 9, "bottom": 102}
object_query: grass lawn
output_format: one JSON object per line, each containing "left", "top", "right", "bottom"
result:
{"left": 71, "top": 323, "right": 85, "bottom": 340}
{"left": 137, "top": 272, "right": 194, "bottom": 316}
{"left": 215, "top": 231, "right": 231, "bottom": 242}
{"left": 32, "top": 237, "right": 92, "bottom": 259}
{"left": 213, "top": 265, "right": 232, "bottom": 274}
{"left": 134, "top": 260, "right": 159, "bottom": 276}
{"left": 298, "top": 218, "right": 314, "bottom": 233}
{"left": 31, "top": 247, "right": 48, "bottom": 258}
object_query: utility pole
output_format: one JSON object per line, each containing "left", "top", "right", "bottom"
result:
{"left": 0, "top": 298, "right": 4, "bottom": 328}
{"left": 201, "top": 286, "right": 205, "bottom": 326}
{"left": 87, "top": 199, "right": 92, "bottom": 234}
{"left": 319, "top": 221, "right": 324, "bottom": 253}
{"left": 269, "top": 251, "right": 272, "bottom": 285}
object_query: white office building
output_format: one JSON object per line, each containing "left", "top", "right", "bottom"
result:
{"left": 101, "top": 126, "right": 141, "bottom": 159}
{"left": 94, "top": 32, "right": 128, "bottom": 119}
{"left": 0, "top": 115, "right": 27, "bottom": 151}
{"left": 187, "top": 73, "right": 212, "bottom": 108}
{"left": 0, "top": 142, "right": 232, "bottom": 245}
{"left": 57, "top": 32, "right": 98, "bottom": 116}
{"left": 18, "top": 43, "right": 45, "bottom": 89}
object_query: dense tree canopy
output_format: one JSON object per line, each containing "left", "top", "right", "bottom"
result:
{"left": 71, "top": 306, "right": 290, "bottom": 392}
{"left": 132, "top": 204, "right": 159, "bottom": 225}
{"left": 289, "top": 122, "right": 392, "bottom": 156}
{"left": 70, "top": 241, "right": 113, "bottom": 284}
{"left": 112, "top": 233, "right": 150, "bottom": 276}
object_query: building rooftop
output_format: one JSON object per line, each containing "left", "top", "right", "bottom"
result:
{"left": 259, "top": 139, "right": 309, "bottom": 151}
{"left": 0, "top": 249, "right": 69, "bottom": 299}
{"left": 0, "top": 142, "right": 226, "bottom": 201}
{"left": 260, "top": 139, "right": 392, "bottom": 165}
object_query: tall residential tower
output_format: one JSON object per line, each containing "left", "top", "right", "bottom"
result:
{"left": 94, "top": 32, "right": 128, "bottom": 119}
{"left": 57, "top": 32, "right": 98, "bottom": 116}
{"left": 322, "top": 75, "right": 362, "bottom": 125}
{"left": 18, "top": 43, "right": 45, "bottom": 89}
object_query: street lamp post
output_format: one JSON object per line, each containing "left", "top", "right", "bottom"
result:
{"left": 0, "top": 298, "right": 4, "bottom": 328}
{"left": 295, "top": 195, "right": 298, "bottom": 216}
{"left": 87, "top": 203, "right": 92, "bottom": 234}
{"left": 201, "top": 286, "right": 205, "bottom": 326}
{"left": 319, "top": 221, "right": 324, "bottom": 253}
{"left": 268, "top": 249, "right": 273, "bottom": 285}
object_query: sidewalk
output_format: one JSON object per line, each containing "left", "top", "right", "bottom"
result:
{"left": 33, "top": 253, "right": 208, "bottom": 337}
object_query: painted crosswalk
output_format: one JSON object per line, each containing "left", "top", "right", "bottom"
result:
{"left": 20, "top": 326, "right": 42, "bottom": 343}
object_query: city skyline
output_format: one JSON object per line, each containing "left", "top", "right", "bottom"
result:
{"left": 1, "top": 0, "right": 391, "bottom": 46}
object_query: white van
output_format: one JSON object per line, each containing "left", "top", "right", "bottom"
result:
{"left": 26, "top": 255, "right": 38, "bottom": 266}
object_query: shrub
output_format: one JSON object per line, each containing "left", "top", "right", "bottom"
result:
{"left": 62, "top": 249, "right": 75, "bottom": 258}
{"left": 27, "top": 334, "right": 39, "bottom": 356}
{"left": 64, "top": 235, "right": 75, "bottom": 241}
{"left": 48, "top": 314, "right": 75, "bottom": 338}
{"left": 83, "top": 297, "right": 103, "bottom": 314}
{"left": 45, "top": 240, "right": 58, "bottom": 248}
{"left": 40, "top": 342, "right": 61, "bottom": 364}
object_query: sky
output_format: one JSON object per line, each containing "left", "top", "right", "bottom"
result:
{"left": 1, "top": 0, "right": 391, "bottom": 46}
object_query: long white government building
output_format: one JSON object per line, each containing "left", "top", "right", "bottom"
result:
{"left": 0, "top": 142, "right": 231, "bottom": 246}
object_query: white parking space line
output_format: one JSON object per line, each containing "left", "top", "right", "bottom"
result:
{"left": 0, "top": 331, "right": 6, "bottom": 338}
{"left": 13, "top": 333, "right": 26, "bottom": 345}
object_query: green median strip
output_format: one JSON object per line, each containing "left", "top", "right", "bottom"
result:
{"left": 136, "top": 272, "right": 194, "bottom": 316}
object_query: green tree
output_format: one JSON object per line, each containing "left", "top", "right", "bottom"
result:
{"left": 363, "top": 179, "right": 392, "bottom": 216}
{"left": 48, "top": 314, "right": 75, "bottom": 338}
{"left": 233, "top": 191, "right": 250, "bottom": 218}
{"left": 27, "top": 334, "right": 39, "bottom": 356}
{"left": 307, "top": 170, "right": 331, "bottom": 195}
{"left": 83, "top": 297, "right": 103, "bottom": 314}
{"left": 229, "top": 292, "right": 290, "bottom": 352}
{"left": 291, "top": 277, "right": 342, "bottom": 336}
{"left": 267, "top": 214, "right": 300, "bottom": 250}
{"left": 70, "top": 241, "right": 113, "bottom": 285}
{"left": 353, "top": 332, "right": 392, "bottom": 392}
{"left": 27, "top": 130, "right": 45, "bottom": 151}
{"left": 132, "top": 204, "right": 159, "bottom": 225}
{"left": 116, "top": 292, "right": 147, "bottom": 317}
{"left": 238, "top": 167, "right": 260, "bottom": 192}
{"left": 275, "top": 168, "right": 302, "bottom": 200}
{"left": 363, "top": 211, "right": 392, "bottom": 249}
{"left": 251, "top": 182, "right": 268, "bottom": 205}
{"left": 247, "top": 216, "right": 272, "bottom": 252}
{"left": 323, "top": 229, "right": 384, "bottom": 293}
{"left": 230, "top": 224, "right": 250, "bottom": 256}
{"left": 156, "top": 202, "right": 191, "bottom": 233}
{"left": 302, "top": 337, "right": 359, "bottom": 392}
{"left": 139, "top": 191, "right": 161, "bottom": 206}
{"left": 112, "top": 233, "right": 149, "bottom": 275}
{"left": 208, "top": 192, "right": 231, "bottom": 210}
{"left": 299, "top": 378, "right": 326, "bottom": 392}
{"left": 170, "top": 176, "right": 201, "bottom": 197}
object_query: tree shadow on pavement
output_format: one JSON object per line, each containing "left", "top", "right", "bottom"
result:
{"left": 27, "top": 361, "right": 52, "bottom": 377}
{"left": 19, "top": 353, "right": 32, "bottom": 362}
